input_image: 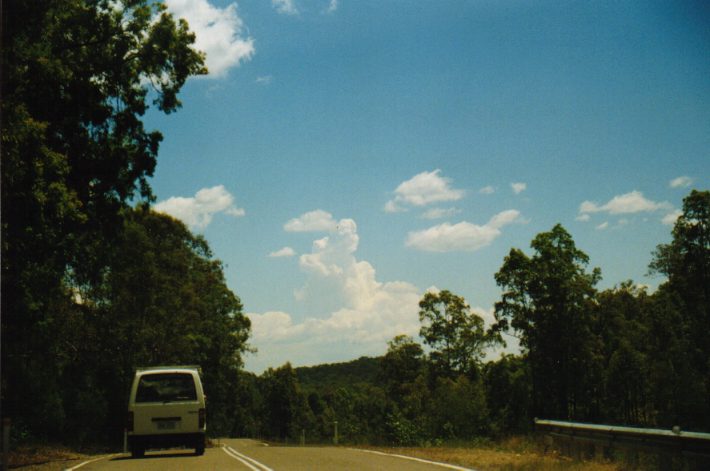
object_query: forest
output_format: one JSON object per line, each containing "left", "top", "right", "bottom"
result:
{"left": 2, "top": 0, "right": 709, "bottom": 449}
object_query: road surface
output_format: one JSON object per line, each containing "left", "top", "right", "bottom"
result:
{"left": 64, "top": 439, "right": 474, "bottom": 470}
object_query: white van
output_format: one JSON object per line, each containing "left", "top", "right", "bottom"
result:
{"left": 127, "top": 366, "right": 206, "bottom": 458}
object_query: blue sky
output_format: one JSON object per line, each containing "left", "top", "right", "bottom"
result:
{"left": 147, "top": 0, "right": 709, "bottom": 372}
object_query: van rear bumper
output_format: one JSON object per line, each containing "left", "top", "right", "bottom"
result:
{"left": 128, "top": 432, "right": 205, "bottom": 451}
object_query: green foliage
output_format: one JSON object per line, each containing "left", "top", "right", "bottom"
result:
{"left": 494, "top": 224, "right": 601, "bottom": 420}
{"left": 425, "top": 375, "right": 489, "bottom": 439}
{"left": 60, "top": 209, "right": 250, "bottom": 442}
{"left": 296, "top": 356, "right": 382, "bottom": 392}
{"left": 2, "top": 0, "right": 207, "bottom": 442}
{"left": 259, "top": 363, "right": 313, "bottom": 440}
{"left": 484, "top": 355, "right": 532, "bottom": 435}
{"left": 649, "top": 190, "right": 710, "bottom": 429}
{"left": 419, "top": 290, "right": 501, "bottom": 377}
{"left": 380, "top": 335, "right": 425, "bottom": 403}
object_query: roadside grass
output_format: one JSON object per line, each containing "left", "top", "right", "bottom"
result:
{"left": 6, "top": 444, "right": 90, "bottom": 469}
{"left": 366, "top": 436, "right": 621, "bottom": 471}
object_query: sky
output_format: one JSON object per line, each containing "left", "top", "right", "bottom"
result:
{"left": 145, "top": 0, "right": 710, "bottom": 373}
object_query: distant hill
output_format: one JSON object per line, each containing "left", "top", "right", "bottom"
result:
{"left": 295, "top": 356, "right": 381, "bottom": 392}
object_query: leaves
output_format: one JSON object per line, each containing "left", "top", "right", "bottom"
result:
{"left": 419, "top": 290, "right": 500, "bottom": 377}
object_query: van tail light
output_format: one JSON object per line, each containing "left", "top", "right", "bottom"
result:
{"left": 127, "top": 411, "right": 134, "bottom": 432}
{"left": 198, "top": 408, "right": 206, "bottom": 429}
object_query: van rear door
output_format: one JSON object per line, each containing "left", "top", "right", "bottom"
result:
{"left": 132, "top": 372, "right": 201, "bottom": 435}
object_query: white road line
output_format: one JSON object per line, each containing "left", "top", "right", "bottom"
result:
{"left": 64, "top": 454, "right": 118, "bottom": 470}
{"left": 222, "top": 446, "right": 274, "bottom": 471}
{"left": 354, "top": 448, "right": 477, "bottom": 471}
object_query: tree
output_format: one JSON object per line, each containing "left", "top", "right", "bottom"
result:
{"left": 419, "top": 290, "right": 500, "bottom": 378}
{"left": 493, "top": 224, "right": 601, "bottom": 420}
{"left": 259, "top": 363, "right": 306, "bottom": 440}
{"left": 593, "top": 283, "right": 652, "bottom": 425}
{"left": 2, "top": 0, "right": 206, "bottom": 438}
{"left": 57, "top": 208, "right": 251, "bottom": 441}
{"left": 380, "top": 335, "right": 425, "bottom": 403}
{"left": 484, "top": 355, "right": 532, "bottom": 435}
{"left": 649, "top": 190, "right": 710, "bottom": 429}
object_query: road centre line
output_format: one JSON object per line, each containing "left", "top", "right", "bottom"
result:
{"left": 353, "top": 448, "right": 477, "bottom": 471}
{"left": 64, "top": 454, "right": 118, "bottom": 470}
{"left": 222, "top": 445, "right": 274, "bottom": 471}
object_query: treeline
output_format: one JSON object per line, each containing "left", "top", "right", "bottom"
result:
{"left": 2, "top": 0, "right": 251, "bottom": 445}
{"left": 235, "top": 192, "right": 709, "bottom": 445}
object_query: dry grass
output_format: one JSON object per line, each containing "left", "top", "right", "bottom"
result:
{"left": 6, "top": 444, "right": 89, "bottom": 469}
{"left": 367, "top": 437, "right": 621, "bottom": 471}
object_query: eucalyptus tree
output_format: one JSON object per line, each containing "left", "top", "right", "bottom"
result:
{"left": 649, "top": 190, "right": 710, "bottom": 429}
{"left": 419, "top": 290, "right": 500, "bottom": 378}
{"left": 493, "top": 224, "right": 601, "bottom": 420}
{"left": 2, "top": 0, "right": 206, "bottom": 437}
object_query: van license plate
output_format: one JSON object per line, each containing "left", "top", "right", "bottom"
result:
{"left": 157, "top": 421, "right": 177, "bottom": 430}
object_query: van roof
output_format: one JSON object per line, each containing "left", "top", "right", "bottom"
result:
{"left": 135, "top": 366, "right": 202, "bottom": 375}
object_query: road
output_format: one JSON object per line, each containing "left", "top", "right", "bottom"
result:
{"left": 64, "top": 439, "right": 474, "bottom": 470}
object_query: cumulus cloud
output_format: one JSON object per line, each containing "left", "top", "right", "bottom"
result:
{"left": 284, "top": 210, "right": 338, "bottom": 232}
{"left": 154, "top": 185, "right": 245, "bottom": 230}
{"left": 578, "top": 191, "right": 672, "bottom": 216}
{"left": 662, "top": 210, "right": 682, "bottom": 226}
{"left": 511, "top": 182, "right": 527, "bottom": 194}
{"left": 479, "top": 186, "right": 495, "bottom": 195}
{"left": 272, "top": 0, "right": 298, "bottom": 15}
{"left": 245, "top": 211, "right": 422, "bottom": 372}
{"left": 596, "top": 222, "right": 609, "bottom": 230}
{"left": 256, "top": 75, "right": 273, "bottom": 85}
{"left": 669, "top": 176, "right": 693, "bottom": 189}
{"left": 165, "top": 0, "right": 255, "bottom": 78}
{"left": 385, "top": 170, "right": 465, "bottom": 212}
{"left": 269, "top": 247, "right": 296, "bottom": 258}
{"left": 406, "top": 209, "right": 523, "bottom": 252}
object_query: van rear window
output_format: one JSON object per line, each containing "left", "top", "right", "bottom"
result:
{"left": 136, "top": 373, "right": 197, "bottom": 403}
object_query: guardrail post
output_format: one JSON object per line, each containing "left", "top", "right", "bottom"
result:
{"left": 333, "top": 420, "right": 338, "bottom": 445}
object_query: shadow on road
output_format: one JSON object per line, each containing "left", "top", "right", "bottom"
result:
{"left": 110, "top": 450, "right": 199, "bottom": 461}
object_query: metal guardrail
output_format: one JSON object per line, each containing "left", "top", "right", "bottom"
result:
{"left": 535, "top": 419, "right": 710, "bottom": 469}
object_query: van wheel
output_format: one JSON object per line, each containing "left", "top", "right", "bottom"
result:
{"left": 131, "top": 446, "right": 145, "bottom": 458}
{"left": 195, "top": 442, "right": 205, "bottom": 456}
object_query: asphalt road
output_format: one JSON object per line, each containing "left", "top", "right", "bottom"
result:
{"left": 63, "top": 439, "right": 475, "bottom": 470}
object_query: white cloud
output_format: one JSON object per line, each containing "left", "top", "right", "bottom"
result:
{"left": 256, "top": 75, "right": 273, "bottom": 85}
{"left": 511, "top": 182, "right": 527, "bottom": 195}
{"left": 406, "top": 209, "right": 522, "bottom": 252}
{"left": 325, "top": 0, "right": 338, "bottom": 13}
{"left": 284, "top": 210, "right": 338, "bottom": 232}
{"left": 479, "top": 185, "right": 495, "bottom": 195}
{"left": 272, "top": 0, "right": 298, "bottom": 15}
{"left": 662, "top": 209, "right": 682, "bottom": 226}
{"left": 383, "top": 200, "right": 406, "bottom": 213}
{"left": 579, "top": 191, "right": 672, "bottom": 216}
{"left": 576, "top": 214, "right": 591, "bottom": 222}
{"left": 596, "top": 222, "right": 609, "bottom": 230}
{"left": 154, "top": 185, "right": 245, "bottom": 230}
{"left": 669, "top": 176, "right": 693, "bottom": 189}
{"left": 246, "top": 212, "right": 422, "bottom": 372}
{"left": 385, "top": 169, "right": 465, "bottom": 211}
{"left": 421, "top": 207, "right": 461, "bottom": 220}
{"left": 165, "top": 0, "right": 255, "bottom": 78}
{"left": 269, "top": 247, "right": 296, "bottom": 258}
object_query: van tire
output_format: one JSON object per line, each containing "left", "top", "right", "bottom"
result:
{"left": 195, "top": 442, "right": 205, "bottom": 456}
{"left": 131, "top": 446, "right": 145, "bottom": 459}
